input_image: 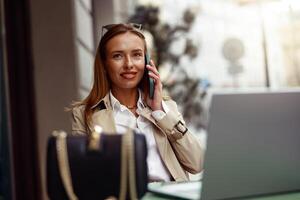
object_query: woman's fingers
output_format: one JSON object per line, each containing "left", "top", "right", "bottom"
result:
{"left": 146, "top": 60, "right": 160, "bottom": 77}
{"left": 148, "top": 70, "right": 159, "bottom": 81}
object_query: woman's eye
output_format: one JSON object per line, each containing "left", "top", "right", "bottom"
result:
{"left": 112, "top": 54, "right": 122, "bottom": 59}
{"left": 133, "top": 52, "right": 143, "bottom": 58}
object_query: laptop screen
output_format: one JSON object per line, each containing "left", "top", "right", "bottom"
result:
{"left": 201, "top": 90, "right": 300, "bottom": 199}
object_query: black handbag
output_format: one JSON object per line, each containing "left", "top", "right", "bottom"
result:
{"left": 47, "top": 129, "right": 148, "bottom": 200}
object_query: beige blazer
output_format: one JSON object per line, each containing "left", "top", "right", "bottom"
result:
{"left": 71, "top": 94, "right": 204, "bottom": 181}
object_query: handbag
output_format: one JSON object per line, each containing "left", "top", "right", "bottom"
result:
{"left": 47, "top": 128, "right": 148, "bottom": 200}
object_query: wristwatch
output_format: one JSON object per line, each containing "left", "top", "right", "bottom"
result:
{"left": 175, "top": 121, "right": 188, "bottom": 135}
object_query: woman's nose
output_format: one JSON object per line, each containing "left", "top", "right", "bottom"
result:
{"left": 124, "top": 56, "right": 133, "bottom": 69}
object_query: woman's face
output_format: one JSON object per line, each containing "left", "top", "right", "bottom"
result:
{"left": 105, "top": 32, "right": 145, "bottom": 92}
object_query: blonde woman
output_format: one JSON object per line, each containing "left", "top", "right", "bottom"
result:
{"left": 71, "top": 23, "right": 203, "bottom": 182}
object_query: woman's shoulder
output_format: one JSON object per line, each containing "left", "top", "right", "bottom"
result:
{"left": 72, "top": 104, "right": 86, "bottom": 116}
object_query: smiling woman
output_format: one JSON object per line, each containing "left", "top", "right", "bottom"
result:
{"left": 71, "top": 23, "right": 204, "bottom": 182}
{"left": 105, "top": 32, "right": 145, "bottom": 101}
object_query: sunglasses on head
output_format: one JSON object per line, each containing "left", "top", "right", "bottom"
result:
{"left": 101, "top": 23, "right": 143, "bottom": 37}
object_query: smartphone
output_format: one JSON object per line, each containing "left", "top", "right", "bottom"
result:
{"left": 145, "top": 53, "right": 155, "bottom": 99}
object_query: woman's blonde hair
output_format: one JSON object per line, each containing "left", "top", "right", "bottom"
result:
{"left": 73, "top": 23, "right": 148, "bottom": 128}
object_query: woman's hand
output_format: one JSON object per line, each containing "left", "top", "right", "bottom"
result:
{"left": 146, "top": 60, "right": 163, "bottom": 111}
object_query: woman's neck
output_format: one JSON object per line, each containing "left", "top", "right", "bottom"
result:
{"left": 111, "top": 88, "right": 138, "bottom": 107}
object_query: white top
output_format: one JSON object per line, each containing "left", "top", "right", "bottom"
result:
{"left": 109, "top": 90, "right": 171, "bottom": 181}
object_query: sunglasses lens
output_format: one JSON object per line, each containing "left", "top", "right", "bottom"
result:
{"left": 132, "top": 23, "right": 142, "bottom": 30}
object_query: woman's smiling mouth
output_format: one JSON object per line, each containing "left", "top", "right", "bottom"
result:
{"left": 120, "top": 72, "right": 137, "bottom": 79}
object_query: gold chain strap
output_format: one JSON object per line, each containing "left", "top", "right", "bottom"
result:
{"left": 54, "top": 130, "right": 78, "bottom": 200}
{"left": 119, "top": 129, "right": 138, "bottom": 200}
{"left": 128, "top": 130, "right": 137, "bottom": 199}
{"left": 119, "top": 131, "right": 128, "bottom": 200}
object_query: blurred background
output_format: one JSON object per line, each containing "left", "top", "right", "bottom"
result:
{"left": 1, "top": 0, "right": 300, "bottom": 199}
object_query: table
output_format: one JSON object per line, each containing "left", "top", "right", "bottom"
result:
{"left": 143, "top": 192, "right": 300, "bottom": 200}
{"left": 142, "top": 190, "right": 300, "bottom": 200}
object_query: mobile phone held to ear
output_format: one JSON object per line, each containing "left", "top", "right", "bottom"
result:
{"left": 145, "top": 53, "right": 155, "bottom": 99}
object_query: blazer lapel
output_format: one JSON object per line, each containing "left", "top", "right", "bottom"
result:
{"left": 90, "top": 94, "right": 117, "bottom": 134}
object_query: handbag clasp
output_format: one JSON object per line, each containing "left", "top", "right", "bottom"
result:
{"left": 88, "top": 125, "right": 102, "bottom": 151}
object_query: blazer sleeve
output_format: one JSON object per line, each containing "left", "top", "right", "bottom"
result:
{"left": 155, "top": 100, "right": 204, "bottom": 174}
{"left": 71, "top": 106, "right": 87, "bottom": 135}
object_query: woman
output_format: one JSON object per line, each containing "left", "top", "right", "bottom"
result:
{"left": 71, "top": 23, "right": 203, "bottom": 182}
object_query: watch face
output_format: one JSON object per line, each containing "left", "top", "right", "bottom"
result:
{"left": 176, "top": 121, "right": 187, "bottom": 134}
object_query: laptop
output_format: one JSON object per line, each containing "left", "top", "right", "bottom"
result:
{"left": 148, "top": 90, "right": 300, "bottom": 200}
